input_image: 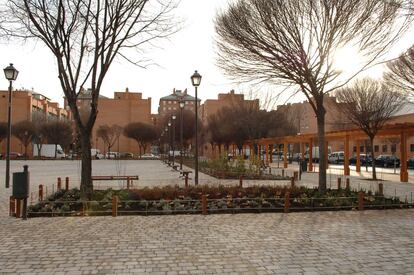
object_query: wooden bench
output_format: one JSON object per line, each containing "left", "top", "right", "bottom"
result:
{"left": 91, "top": 175, "right": 139, "bottom": 189}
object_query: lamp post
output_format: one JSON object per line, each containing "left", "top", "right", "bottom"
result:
{"left": 3, "top": 63, "right": 19, "bottom": 189}
{"left": 191, "top": 70, "right": 202, "bottom": 185}
{"left": 179, "top": 100, "right": 185, "bottom": 170}
{"left": 167, "top": 123, "right": 171, "bottom": 162}
{"left": 171, "top": 115, "right": 176, "bottom": 166}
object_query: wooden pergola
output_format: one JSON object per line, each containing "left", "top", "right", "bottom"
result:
{"left": 241, "top": 123, "right": 414, "bottom": 182}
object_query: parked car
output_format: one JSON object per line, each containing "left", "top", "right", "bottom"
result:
{"left": 328, "top": 151, "right": 344, "bottom": 164}
{"left": 140, "top": 153, "right": 159, "bottom": 159}
{"left": 91, "top": 149, "right": 104, "bottom": 159}
{"left": 105, "top": 152, "right": 120, "bottom": 159}
{"left": 408, "top": 156, "right": 414, "bottom": 169}
{"left": 375, "top": 155, "right": 400, "bottom": 168}
{"left": 120, "top": 152, "right": 134, "bottom": 159}
{"left": 9, "top": 152, "right": 23, "bottom": 159}
{"left": 349, "top": 154, "right": 372, "bottom": 166}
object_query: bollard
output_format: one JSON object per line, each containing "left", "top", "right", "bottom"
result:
{"left": 290, "top": 177, "right": 295, "bottom": 188}
{"left": 346, "top": 178, "right": 350, "bottom": 190}
{"left": 337, "top": 178, "right": 342, "bottom": 190}
{"left": 185, "top": 174, "right": 189, "bottom": 188}
{"left": 65, "top": 177, "right": 69, "bottom": 191}
{"left": 378, "top": 183, "right": 384, "bottom": 196}
{"left": 239, "top": 176, "right": 243, "bottom": 188}
{"left": 284, "top": 192, "right": 290, "bottom": 213}
{"left": 293, "top": 171, "right": 298, "bottom": 181}
{"left": 358, "top": 191, "right": 364, "bottom": 211}
{"left": 201, "top": 195, "right": 208, "bottom": 215}
{"left": 282, "top": 169, "right": 285, "bottom": 177}
{"left": 112, "top": 195, "right": 118, "bottom": 217}
{"left": 39, "top": 184, "right": 44, "bottom": 201}
{"left": 57, "top": 177, "right": 62, "bottom": 191}
{"left": 9, "top": 196, "right": 16, "bottom": 217}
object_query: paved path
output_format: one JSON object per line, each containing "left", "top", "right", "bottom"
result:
{"left": 1, "top": 210, "right": 414, "bottom": 274}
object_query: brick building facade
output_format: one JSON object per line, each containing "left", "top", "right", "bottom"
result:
{"left": 0, "top": 89, "right": 70, "bottom": 156}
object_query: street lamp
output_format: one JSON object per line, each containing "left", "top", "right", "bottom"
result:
{"left": 179, "top": 100, "right": 185, "bottom": 170}
{"left": 165, "top": 126, "right": 170, "bottom": 161}
{"left": 171, "top": 115, "right": 176, "bottom": 166}
{"left": 3, "top": 63, "right": 19, "bottom": 189}
{"left": 191, "top": 70, "right": 202, "bottom": 185}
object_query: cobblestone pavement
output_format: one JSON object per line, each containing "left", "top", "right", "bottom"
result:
{"left": 1, "top": 210, "right": 414, "bottom": 274}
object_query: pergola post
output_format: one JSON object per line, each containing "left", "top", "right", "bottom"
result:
{"left": 309, "top": 139, "right": 313, "bottom": 172}
{"left": 400, "top": 131, "right": 408, "bottom": 182}
{"left": 269, "top": 144, "right": 273, "bottom": 163}
{"left": 283, "top": 142, "right": 288, "bottom": 168}
{"left": 356, "top": 140, "right": 361, "bottom": 172}
{"left": 265, "top": 143, "right": 269, "bottom": 165}
{"left": 344, "top": 135, "right": 350, "bottom": 176}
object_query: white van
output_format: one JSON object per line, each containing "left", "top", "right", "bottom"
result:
{"left": 33, "top": 144, "right": 66, "bottom": 159}
{"left": 328, "top": 151, "right": 345, "bottom": 164}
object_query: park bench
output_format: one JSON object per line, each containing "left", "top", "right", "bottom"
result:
{"left": 91, "top": 175, "right": 139, "bottom": 189}
{"left": 171, "top": 164, "right": 179, "bottom": 171}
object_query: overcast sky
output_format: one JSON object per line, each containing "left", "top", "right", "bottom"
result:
{"left": 0, "top": 0, "right": 413, "bottom": 113}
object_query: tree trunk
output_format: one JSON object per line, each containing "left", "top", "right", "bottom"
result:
{"left": 80, "top": 133, "right": 93, "bottom": 200}
{"left": 24, "top": 144, "right": 28, "bottom": 160}
{"left": 316, "top": 109, "right": 327, "bottom": 192}
{"left": 54, "top": 144, "right": 57, "bottom": 159}
{"left": 370, "top": 137, "right": 377, "bottom": 180}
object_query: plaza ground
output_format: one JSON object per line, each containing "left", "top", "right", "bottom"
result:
{"left": 1, "top": 160, "right": 414, "bottom": 274}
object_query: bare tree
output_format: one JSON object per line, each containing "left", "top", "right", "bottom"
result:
{"left": 2, "top": 0, "right": 178, "bottom": 198}
{"left": 124, "top": 122, "right": 159, "bottom": 157}
{"left": 12, "top": 120, "right": 35, "bottom": 159}
{"left": 336, "top": 78, "right": 406, "bottom": 180}
{"left": 215, "top": 0, "right": 412, "bottom": 191}
{"left": 385, "top": 45, "right": 414, "bottom": 97}
{"left": 41, "top": 121, "right": 73, "bottom": 158}
{"left": 96, "top": 124, "right": 122, "bottom": 156}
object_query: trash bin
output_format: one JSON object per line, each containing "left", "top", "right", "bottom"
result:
{"left": 300, "top": 160, "right": 308, "bottom": 172}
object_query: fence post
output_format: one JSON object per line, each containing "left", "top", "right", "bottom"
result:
{"left": 65, "top": 177, "right": 69, "bottom": 191}
{"left": 39, "top": 185, "right": 44, "bottom": 201}
{"left": 112, "top": 195, "right": 118, "bottom": 217}
{"left": 293, "top": 171, "right": 298, "bottom": 181}
{"left": 284, "top": 192, "right": 290, "bottom": 213}
{"left": 268, "top": 167, "right": 272, "bottom": 174}
{"left": 290, "top": 177, "right": 295, "bottom": 188}
{"left": 337, "top": 178, "right": 342, "bottom": 190}
{"left": 15, "top": 199, "right": 22, "bottom": 218}
{"left": 282, "top": 169, "right": 285, "bottom": 177}
{"left": 9, "top": 196, "right": 15, "bottom": 217}
{"left": 239, "top": 176, "right": 243, "bottom": 188}
{"left": 378, "top": 183, "right": 384, "bottom": 196}
{"left": 201, "top": 195, "right": 208, "bottom": 215}
{"left": 358, "top": 191, "right": 364, "bottom": 211}
{"left": 346, "top": 178, "right": 350, "bottom": 190}
{"left": 57, "top": 177, "right": 62, "bottom": 191}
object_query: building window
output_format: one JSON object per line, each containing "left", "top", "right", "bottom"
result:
{"left": 360, "top": 146, "right": 364, "bottom": 153}
{"left": 163, "top": 101, "right": 166, "bottom": 105}
{"left": 382, "top": 145, "right": 387, "bottom": 152}
{"left": 173, "top": 107, "right": 176, "bottom": 110}
{"left": 168, "top": 107, "right": 171, "bottom": 110}
{"left": 411, "top": 144, "right": 414, "bottom": 152}
{"left": 374, "top": 145, "right": 379, "bottom": 153}
{"left": 353, "top": 146, "right": 356, "bottom": 153}
{"left": 391, "top": 144, "right": 396, "bottom": 153}
{"left": 168, "top": 101, "right": 171, "bottom": 104}
{"left": 163, "top": 107, "right": 166, "bottom": 111}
